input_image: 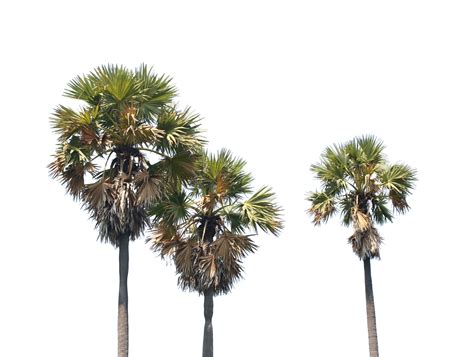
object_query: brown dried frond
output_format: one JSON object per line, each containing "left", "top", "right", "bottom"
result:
{"left": 62, "top": 165, "right": 87, "bottom": 199}
{"left": 175, "top": 240, "right": 199, "bottom": 284}
{"left": 135, "top": 170, "right": 164, "bottom": 206}
{"left": 84, "top": 161, "right": 99, "bottom": 174}
{"left": 214, "top": 232, "right": 257, "bottom": 262}
{"left": 348, "top": 226, "right": 382, "bottom": 260}
{"left": 213, "top": 234, "right": 234, "bottom": 267}
{"left": 49, "top": 152, "right": 99, "bottom": 200}
{"left": 389, "top": 190, "right": 410, "bottom": 214}
{"left": 200, "top": 254, "right": 217, "bottom": 280}
{"left": 351, "top": 207, "right": 370, "bottom": 231}
{"left": 148, "top": 222, "right": 182, "bottom": 257}
{"left": 85, "top": 181, "right": 149, "bottom": 245}
{"left": 83, "top": 180, "right": 114, "bottom": 210}
{"left": 80, "top": 125, "right": 99, "bottom": 146}
{"left": 48, "top": 154, "right": 66, "bottom": 180}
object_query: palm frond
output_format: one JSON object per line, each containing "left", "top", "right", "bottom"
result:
{"left": 148, "top": 189, "right": 192, "bottom": 225}
{"left": 48, "top": 148, "right": 97, "bottom": 200}
{"left": 307, "top": 191, "right": 337, "bottom": 225}
{"left": 148, "top": 222, "right": 183, "bottom": 257}
{"left": 355, "top": 135, "right": 385, "bottom": 164}
{"left": 239, "top": 186, "right": 283, "bottom": 235}
{"left": 219, "top": 207, "right": 247, "bottom": 234}
{"left": 64, "top": 74, "right": 99, "bottom": 104}
{"left": 379, "top": 163, "right": 417, "bottom": 194}
{"left": 351, "top": 206, "right": 371, "bottom": 232}
{"left": 156, "top": 107, "right": 205, "bottom": 152}
{"left": 92, "top": 64, "right": 139, "bottom": 102}
{"left": 51, "top": 106, "right": 99, "bottom": 142}
{"left": 134, "top": 64, "right": 177, "bottom": 118}
{"left": 197, "top": 149, "right": 253, "bottom": 201}
{"left": 134, "top": 169, "right": 164, "bottom": 206}
{"left": 153, "top": 148, "right": 199, "bottom": 185}
{"left": 83, "top": 179, "right": 114, "bottom": 209}
{"left": 371, "top": 196, "right": 394, "bottom": 224}
{"left": 175, "top": 239, "right": 199, "bottom": 289}
{"left": 339, "top": 194, "right": 355, "bottom": 226}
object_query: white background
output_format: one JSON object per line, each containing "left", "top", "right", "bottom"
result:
{"left": 1, "top": 1, "right": 473, "bottom": 356}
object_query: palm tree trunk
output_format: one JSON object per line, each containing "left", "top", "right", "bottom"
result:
{"left": 364, "top": 257, "right": 379, "bottom": 357}
{"left": 118, "top": 233, "right": 129, "bottom": 357}
{"left": 202, "top": 288, "right": 214, "bottom": 357}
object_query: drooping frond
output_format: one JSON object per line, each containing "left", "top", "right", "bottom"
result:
{"left": 134, "top": 169, "right": 165, "bottom": 206}
{"left": 348, "top": 225, "right": 382, "bottom": 260}
{"left": 148, "top": 222, "right": 183, "bottom": 257}
{"left": 379, "top": 163, "right": 417, "bottom": 214}
{"left": 370, "top": 196, "right": 394, "bottom": 224}
{"left": 307, "top": 191, "right": 337, "bottom": 225}
{"left": 339, "top": 193, "right": 355, "bottom": 227}
{"left": 83, "top": 181, "right": 150, "bottom": 245}
{"left": 166, "top": 232, "right": 258, "bottom": 295}
{"left": 175, "top": 239, "right": 198, "bottom": 286}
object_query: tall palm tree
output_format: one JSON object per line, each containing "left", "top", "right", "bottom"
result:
{"left": 149, "top": 149, "right": 283, "bottom": 357}
{"left": 48, "top": 64, "right": 204, "bottom": 357}
{"left": 307, "top": 135, "right": 416, "bottom": 357}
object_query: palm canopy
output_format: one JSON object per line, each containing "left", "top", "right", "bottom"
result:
{"left": 49, "top": 64, "right": 205, "bottom": 245}
{"left": 307, "top": 135, "right": 417, "bottom": 259}
{"left": 149, "top": 149, "right": 283, "bottom": 295}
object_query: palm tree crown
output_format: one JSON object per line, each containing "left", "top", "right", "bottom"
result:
{"left": 307, "top": 135, "right": 417, "bottom": 259}
{"left": 49, "top": 64, "right": 204, "bottom": 244}
{"left": 149, "top": 149, "right": 283, "bottom": 294}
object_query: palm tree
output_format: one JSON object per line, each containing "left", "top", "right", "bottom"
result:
{"left": 307, "top": 135, "right": 416, "bottom": 357}
{"left": 48, "top": 64, "right": 204, "bottom": 357}
{"left": 149, "top": 149, "right": 283, "bottom": 357}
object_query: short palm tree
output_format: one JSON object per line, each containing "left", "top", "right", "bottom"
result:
{"left": 307, "top": 135, "right": 416, "bottom": 357}
{"left": 49, "top": 64, "right": 204, "bottom": 357}
{"left": 149, "top": 149, "right": 283, "bottom": 357}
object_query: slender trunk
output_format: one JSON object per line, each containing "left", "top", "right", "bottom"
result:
{"left": 118, "top": 233, "right": 129, "bottom": 357}
{"left": 202, "top": 288, "right": 214, "bottom": 357}
{"left": 364, "top": 257, "right": 379, "bottom": 357}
